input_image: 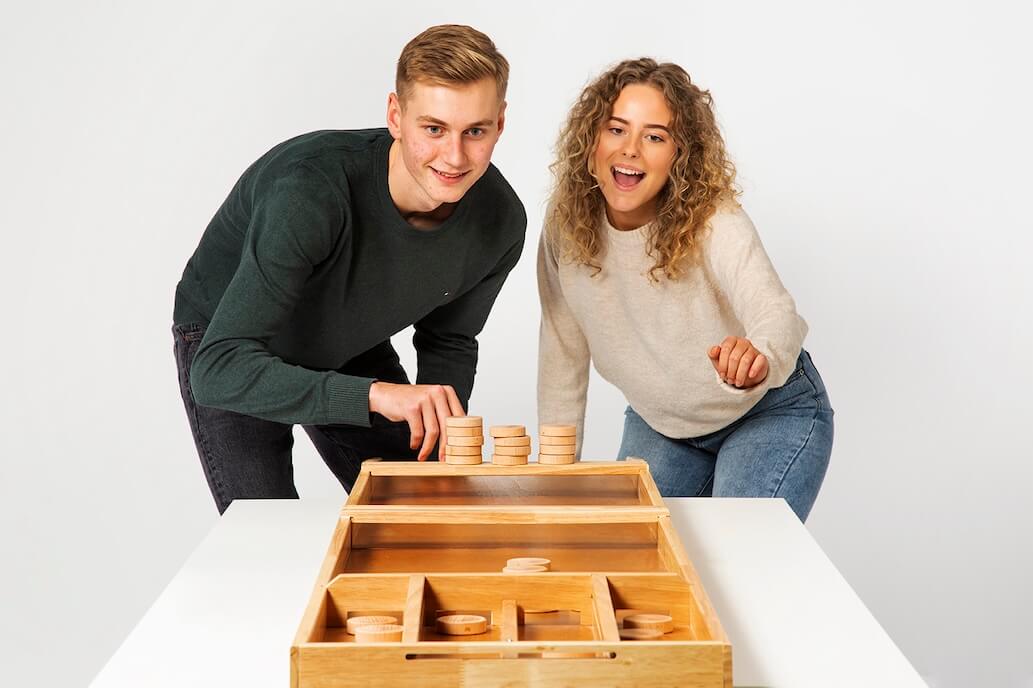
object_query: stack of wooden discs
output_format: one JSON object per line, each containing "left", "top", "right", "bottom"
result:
{"left": 538, "top": 424, "right": 577, "bottom": 464}
{"left": 489, "top": 425, "right": 531, "bottom": 465}
{"left": 502, "top": 556, "right": 551, "bottom": 573}
{"left": 445, "top": 416, "right": 483, "bottom": 465}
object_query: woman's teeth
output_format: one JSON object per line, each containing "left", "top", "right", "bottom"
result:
{"left": 612, "top": 166, "right": 645, "bottom": 188}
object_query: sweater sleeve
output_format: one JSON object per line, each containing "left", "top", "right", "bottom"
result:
{"left": 412, "top": 238, "right": 524, "bottom": 409}
{"left": 189, "top": 164, "right": 375, "bottom": 427}
{"left": 704, "top": 205, "right": 808, "bottom": 393}
{"left": 536, "top": 219, "right": 591, "bottom": 457}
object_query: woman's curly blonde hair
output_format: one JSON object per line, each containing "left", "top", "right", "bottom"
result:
{"left": 549, "top": 58, "right": 739, "bottom": 280}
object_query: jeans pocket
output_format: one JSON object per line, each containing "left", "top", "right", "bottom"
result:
{"left": 173, "top": 322, "right": 206, "bottom": 343}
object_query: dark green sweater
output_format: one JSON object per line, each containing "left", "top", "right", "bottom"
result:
{"left": 174, "top": 128, "right": 526, "bottom": 427}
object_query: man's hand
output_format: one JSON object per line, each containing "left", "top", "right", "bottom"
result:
{"left": 368, "top": 382, "right": 465, "bottom": 461}
{"left": 708, "top": 336, "right": 768, "bottom": 389}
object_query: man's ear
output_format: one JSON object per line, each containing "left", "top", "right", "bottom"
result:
{"left": 496, "top": 100, "right": 507, "bottom": 138}
{"left": 386, "top": 92, "right": 403, "bottom": 139}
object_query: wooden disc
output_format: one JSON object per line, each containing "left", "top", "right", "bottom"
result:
{"left": 346, "top": 615, "right": 398, "bottom": 635}
{"left": 538, "top": 454, "right": 576, "bottom": 465}
{"left": 491, "top": 454, "right": 528, "bottom": 465}
{"left": 539, "top": 434, "right": 576, "bottom": 446}
{"left": 494, "top": 444, "right": 532, "bottom": 456}
{"left": 493, "top": 435, "right": 531, "bottom": 447}
{"left": 539, "top": 424, "right": 576, "bottom": 437}
{"left": 507, "top": 557, "right": 551, "bottom": 569}
{"left": 539, "top": 444, "right": 577, "bottom": 455}
{"left": 489, "top": 425, "right": 526, "bottom": 438}
{"left": 446, "top": 416, "right": 483, "bottom": 428}
{"left": 353, "top": 623, "right": 404, "bottom": 642}
{"left": 445, "top": 445, "right": 482, "bottom": 456}
{"left": 623, "top": 613, "right": 674, "bottom": 634}
{"left": 446, "top": 426, "right": 482, "bottom": 437}
{"left": 619, "top": 627, "right": 662, "bottom": 640}
{"left": 447, "top": 435, "right": 484, "bottom": 447}
{"left": 445, "top": 454, "right": 482, "bottom": 465}
{"left": 435, "top": 614, "right": 488, "bottom": 635}
{"left": 502, "top": 565, "right": 548, "bottom": 573}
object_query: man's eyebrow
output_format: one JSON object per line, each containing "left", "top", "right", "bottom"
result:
{"left": 416, "top": 115, "right": 496, "bottom": 127}
{"left": 609, "top": 116, "right": 672, "bottom": 134}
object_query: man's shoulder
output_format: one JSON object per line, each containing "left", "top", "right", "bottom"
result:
{"left": 467, "top": 163, "right": 527, "bottom": 233}
{"left": 238, "top": 128, "right": 388, "bottom": 200}
{"left": 258, "top": 128, "right": 387, "bottom": 170}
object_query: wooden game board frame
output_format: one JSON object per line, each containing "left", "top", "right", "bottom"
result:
{"left": 291, "top": 459, "right": 732, "bottom": 687}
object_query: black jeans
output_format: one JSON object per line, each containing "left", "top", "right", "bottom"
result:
{"left": 173, "top": 323, "right": 417, "bottom": 514}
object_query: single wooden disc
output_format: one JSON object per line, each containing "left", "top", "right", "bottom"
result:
{"left": 353, "top": 623, "right": 404, "bottom": 642}
{"left": 445, "top": 453, "right": 482, "bottom": 465}
{"left": 507, "top": 557, "right": 551, "bottom": 569}
{"left": 447, "top": 435, "right": 484, "bottom": 447}
{"left": 493, "top": 435, "right": 531, "bottom": 447}
{"left": 539, "top": 434, "right": 576, "bottom": 446}
{"left": 539, "top": 424, "right": 576, "bottom": 437}
{"left": 491, "top": 454, "right": 528, "bottom": 465}
{"left": 446, "top": 426, "right": 482, "bottom": 437}
{"left": 539, "top": 444, "right": 577, "bottom": 455}
{"left": 435, "top": 614, "right": 488, "bottom": 635}
{"left": 346, "top": 615, "right": 398, "bottom": 635}
{"left": 502, "top": 565, "right": 548, "bottom": 573}
{"left": 445, "top": 445, "right": 482, "bottom": 456}
{"left": 619, "top": 627, "right": 663, "bottom": 640}
{"left": 494, "top": 444, "right": 532, "bottom": 456}
{"left": 489, "top": 424, "right": 526, "bottom": 438}
{"left": 538, "top": 454, "right": 576, "bottom": 465}
{"left": 446, "top": 416, "right": 483, "bottom": 428}
{"left": 623, "top": 613, "right": 674, "bottom": 634}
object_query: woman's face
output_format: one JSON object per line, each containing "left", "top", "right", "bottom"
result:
{"left": 591, "top": 83, "right": 677, "bottom": 230}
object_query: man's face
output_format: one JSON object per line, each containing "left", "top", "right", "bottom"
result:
{"left": 387, "top": 78, "right": 506, "bottom": 212}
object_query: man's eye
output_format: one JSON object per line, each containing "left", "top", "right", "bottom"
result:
{"left": 466, "top": 128, "right": 484, "bottom": 137}
{"left": 426, "top": 126, "right": 442, "bottom": 135}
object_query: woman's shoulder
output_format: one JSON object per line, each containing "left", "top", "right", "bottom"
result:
{"left": 704, "top": 199, "right": 762, "bottom": 251}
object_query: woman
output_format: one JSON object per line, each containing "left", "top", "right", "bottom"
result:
{"left": 537, "top": 58, "right": 833, "bottom": 521}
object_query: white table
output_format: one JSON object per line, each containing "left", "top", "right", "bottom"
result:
{"left": 90, "top": 498, "right": 926, "bottom": 687}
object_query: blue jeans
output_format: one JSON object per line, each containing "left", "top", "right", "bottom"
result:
{"left": 173, "top": 323, "right": 418, "bottom": 514}
{"left": 618, "top": 350, "right": 833, "bottom": 521}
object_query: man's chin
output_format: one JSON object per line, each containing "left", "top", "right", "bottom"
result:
{"left": 429, "top": 177, "right": 476, "bottom": 204}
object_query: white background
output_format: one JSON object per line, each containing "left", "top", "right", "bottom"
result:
{"left": 1, "top": 2, "right": 1030, "bottom": 686}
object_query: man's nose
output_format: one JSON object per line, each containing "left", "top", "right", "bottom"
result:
{"left": 441, "top": 134, "right": 468, "bottom": 169}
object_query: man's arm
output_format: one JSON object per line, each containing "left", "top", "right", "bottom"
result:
{"left": 412, "top": 239, "right": 524, "bottom": 408}
{"left": 189, "top": 164, "right": 376, "bottom": 427}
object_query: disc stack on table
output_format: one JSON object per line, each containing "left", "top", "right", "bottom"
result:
{"left": 538, "top": 424, "right": 577, "bottom": 464}
{"left": 489, "top": 425, "right": 531, "bottom": 465}
{"left": 444, "top": 416, "right": 483, "bottom": 465}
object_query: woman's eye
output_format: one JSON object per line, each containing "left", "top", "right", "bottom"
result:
{"left": 647, "top": 134, "right": 665, "bottom": 143}
{"left": 609, "top": 127, "right": 624, "bottom": 135}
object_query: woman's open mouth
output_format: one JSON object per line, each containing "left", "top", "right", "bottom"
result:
{"left": 612, "top": 165, "right": 645, "bottom": 190}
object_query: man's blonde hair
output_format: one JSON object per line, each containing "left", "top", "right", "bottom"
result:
{"left": 396, "top": 25, "right": 509, "bottom": 104}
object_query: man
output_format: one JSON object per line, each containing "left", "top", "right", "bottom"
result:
{"left": 172, "top": 25, "right": 525, "bottom": 514}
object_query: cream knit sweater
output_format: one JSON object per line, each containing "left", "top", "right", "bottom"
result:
{"left": 537, "top": 203, "right": 807, "bottom": 454}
